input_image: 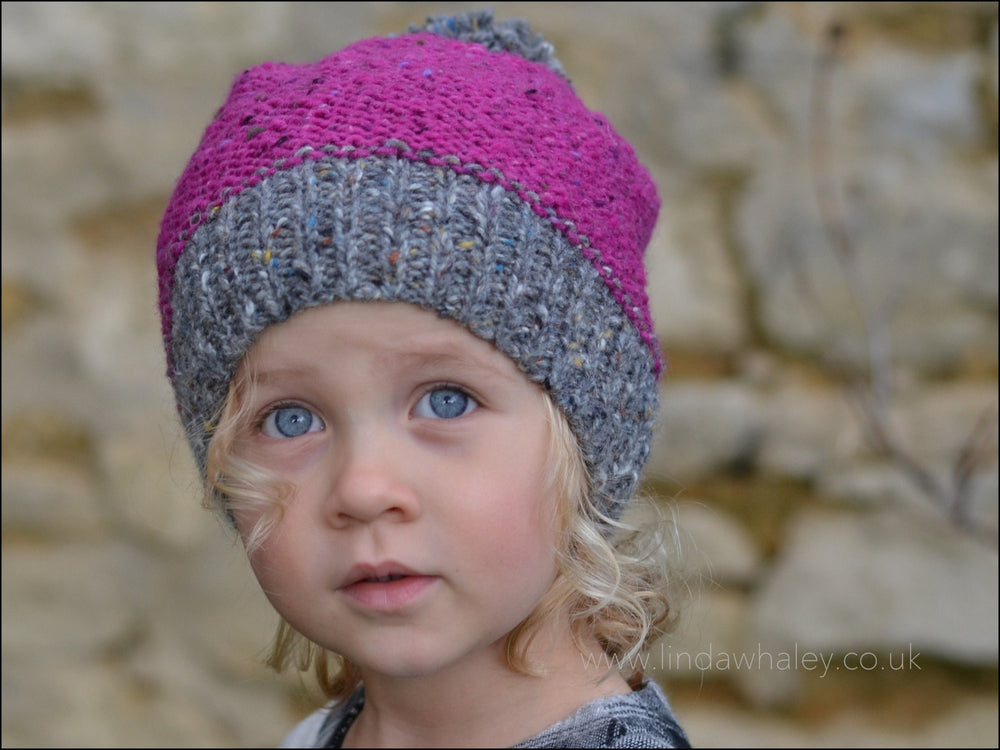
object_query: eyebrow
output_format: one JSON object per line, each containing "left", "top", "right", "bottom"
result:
{"left": 383, "top": 341, "right": 513, "bottom": 382}
{"left": 247, "top": 336, "right": 515, "bottom": 386}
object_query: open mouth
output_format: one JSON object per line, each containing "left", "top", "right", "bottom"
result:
{"left": 343, "top": 561, "right": 423, "bottom": 588}
{"left": 341, "top": 571, "right": 438, "bottom": 611}
{"left": 365, "top": 574, "right": 408, "bottom": 583}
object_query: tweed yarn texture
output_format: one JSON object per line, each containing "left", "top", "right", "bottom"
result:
{"left": 279, "top": 680, "right": 689, "bottom": 748}
{"left": 157, "top": 12, "right": 663, "bottom": 516}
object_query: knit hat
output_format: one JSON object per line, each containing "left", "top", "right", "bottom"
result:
{"left": 156, "top": 10, "right": 662, "bottom": 518}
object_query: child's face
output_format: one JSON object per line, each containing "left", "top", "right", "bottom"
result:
{"left": 231, "top": 301, "right": 562, "bottom": 680}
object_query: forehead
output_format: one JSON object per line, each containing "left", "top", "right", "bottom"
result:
{"left": 245, "top": 301, "right": 520, "bottom": 380}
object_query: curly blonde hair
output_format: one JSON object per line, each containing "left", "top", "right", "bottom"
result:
{"left": 205, "top": 368, "right": 679, "bottom": 700}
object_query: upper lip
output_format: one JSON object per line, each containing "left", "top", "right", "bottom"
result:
{"left": 341, "top": 561, "right": 425, "bottom": 587}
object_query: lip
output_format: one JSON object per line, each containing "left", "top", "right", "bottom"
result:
{"left": 339, "top": 561, "right": 438, "bottom": 612}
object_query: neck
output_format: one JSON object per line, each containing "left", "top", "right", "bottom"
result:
{"left": 342, "top": 617, "right": 630, "bottom": 748}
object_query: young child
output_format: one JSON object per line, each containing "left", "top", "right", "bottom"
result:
{"left": 156, "top": 9, "right": 689, "bottom": 748}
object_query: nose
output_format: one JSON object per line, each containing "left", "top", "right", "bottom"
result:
{"left": 323, "top": 427, "right": 421, "bottom": 528}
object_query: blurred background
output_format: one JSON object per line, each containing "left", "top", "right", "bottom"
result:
{"left": 2, "top": 2, "right": 997, "bottom": 746}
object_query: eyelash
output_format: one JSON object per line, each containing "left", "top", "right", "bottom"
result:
{"left": 256, "top": 399, "right": 298, "bottom": 427}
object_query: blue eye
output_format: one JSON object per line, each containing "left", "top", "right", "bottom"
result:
{"left": 415, "top": 387, "right": 477, "bottom": 419}
{"left": 262, "top": 405, "right": 324, "bottom": 438}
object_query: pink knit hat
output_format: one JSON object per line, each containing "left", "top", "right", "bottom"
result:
{"left": 157, "top": 10, "right": 662, "bottom": 517}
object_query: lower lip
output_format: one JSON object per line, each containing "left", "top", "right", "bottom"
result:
{"left": 340, "top": 575, "right": 438, "bottom": 612}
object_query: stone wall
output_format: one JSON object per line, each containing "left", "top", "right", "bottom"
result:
{"left": 2, "top": 2, "right": 997, "bottom": 746}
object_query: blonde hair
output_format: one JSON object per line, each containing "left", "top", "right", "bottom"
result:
{"left": 205, "top": 369, "right": 678, "bottom": 700}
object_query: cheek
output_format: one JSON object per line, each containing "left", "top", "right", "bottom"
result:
{"left": 482, "top": 425, "right": 560, "bottom": 552}
{"left": 231, "top": 498, "right": 284, "bottom": 558}
{"left": 243, "top": 526, "right": 289, "bottom": 582}
{"left": 231, "top": 504, "right": 260, "bottom": 542}
{"left": 458, "top": 461, "right": 561, "bottom": 575}
{"left": 244, "top": 527, "right": 320, "bottom": 625}
{"left": 234, "top": 496, "right": 313, "bottom": 597}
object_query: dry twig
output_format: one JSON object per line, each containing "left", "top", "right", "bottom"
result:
{"left": 807, "top": 21, "right": 998, "bottom": 547}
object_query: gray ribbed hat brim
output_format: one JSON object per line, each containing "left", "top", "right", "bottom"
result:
{"left": 169, "top": 156, "right": 659, "bottom": 516}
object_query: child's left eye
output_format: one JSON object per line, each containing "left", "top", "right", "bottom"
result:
{"left": 413, "top": 387, "right": 478, "bottom": 420}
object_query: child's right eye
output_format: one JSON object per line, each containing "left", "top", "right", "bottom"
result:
{"left": 261, "top": 405, "right": 325, "bottom": 438}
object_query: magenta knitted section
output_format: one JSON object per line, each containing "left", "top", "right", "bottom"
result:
{"left": 156, "top": 32, "right": 661, "bottom": 369}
